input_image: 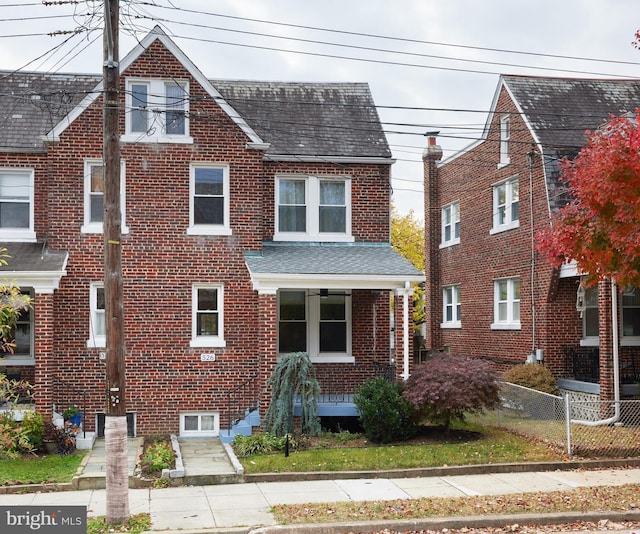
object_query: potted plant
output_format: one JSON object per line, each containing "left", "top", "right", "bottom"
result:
{"left": 42, "top": 422, "right": 63, "bottom": 454}
{"left": 62, "top": 406, "right": 82, "bottom": 427}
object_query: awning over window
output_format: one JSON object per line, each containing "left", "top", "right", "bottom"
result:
{"left": 244, "top": 242, "right": 423, "bottom": 293}
{"left": 0, "top": 242, "right": 68, "bottom": 293}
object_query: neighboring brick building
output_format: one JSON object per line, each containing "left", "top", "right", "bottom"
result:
{"left": 423, "top": 74, "right": 640, "bottom": 402}
{"left": 0, "top": 27, "right": 422, "bottom": 437}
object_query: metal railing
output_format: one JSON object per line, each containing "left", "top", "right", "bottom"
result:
{"left": 472, "top": 381, "right": 640, "bottom": 458}
{"left": 53, "top": 379, "right": 87, "bottom": 439}
{"left": 225, "top": 373, "right": 260, "bottom": 431}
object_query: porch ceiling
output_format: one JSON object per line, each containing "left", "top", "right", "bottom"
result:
{"left": 244, "top": 242, "right": 423, "bottom": 292}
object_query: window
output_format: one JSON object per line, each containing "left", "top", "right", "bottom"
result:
{"left": 278, "top": 290, "right": 352, "bottom": 362}
{"left": 581, "top": 285, "right": 599, "bottom": 346}
{"left": 187, "top": 164, "right": 231, "bottom": 235}
{"left": 442, "top": 285, "right": 461, "bottom": 328}
{"left": 492, "top": 277, "right": 521, "bottom": 329}
{"left": 87, "top": 283, "right": 106, "bottom": 348}
{"left": 499, "top": 115, "right": 510, "bottom": 166}
{"left": 441, "top": 202, "right": 460, "bottom": 247}
{"left": 275, "top": 176, "right": 352, "bottom": 242}
{"left": 124, "top": 79, "right": 191, "bottom": 143}
{"left": 81, "top": 160, "right": 128, "bottom": 234}
{"left": 1, "top": 288, "right": 33, "bottom": 364}
{"left": 622, "top": 287, "right": 640, "bottom": 344}
{"left": 0, "top": 169, "right": 35, "bottom": 241}
{"left": 191, "top": 285, "right": 225, "bottom": 347}
{"left": 491, "top": 177, "right": 519, "bottom": 233}
{"left": 180, "top": 412, "right": 219, "bottom": 437}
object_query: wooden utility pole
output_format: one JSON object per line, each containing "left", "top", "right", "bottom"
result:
{"left": 103, "top": 0, "right": 129, "bottom": 524}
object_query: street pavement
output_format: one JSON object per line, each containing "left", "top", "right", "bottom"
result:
{"left": 1, "top": 438, "right": 640, "bottom": 533}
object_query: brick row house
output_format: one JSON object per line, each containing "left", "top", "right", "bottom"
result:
{"left": 0, "top": 27, "right": 422, "bottom": 438}
{"left": 423, "top": 75, "right": 640, "bottom": 405}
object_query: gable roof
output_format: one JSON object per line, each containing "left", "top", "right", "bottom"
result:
{"left": 0, "top": 27, "right": 391, "bottom": 161}
{"left": 501, "top": 75, "right": 640, "bottom": 152}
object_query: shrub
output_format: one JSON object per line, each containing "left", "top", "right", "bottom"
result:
{"left": 353, "top": 377, "right": 417, "bottom": 443}
{"left": 502, "top": 363, "right": 559, "bottom": 395}
{"left": 21, "top": 410, "right": 44, "bottom": 450}
{"left": 232, "top": 432, "right": 297, "bottom": 457}
{"left": 140, "top": 437, "right": 175, "bottom": 476}
{"left": 42, "top": 422, "right": 76, "bottom": 455}
{"left": 403, "top": 355, "right": 500, "bottom": 429}
{"left": 0, "top": 416, "right": 34, "bottom": 459}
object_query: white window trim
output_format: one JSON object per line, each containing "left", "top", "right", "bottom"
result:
{"left": 580, "top": 285, "right": 599, "bottom": 346}
{"left": 122, "top": 78, "right": 193, "bottom": 144}
{"left": 490, "top": 176, "right": 519, "bottom": 234}
{"left": 87, "top": 282, "right": 106, "bottom": 348}
{"left": 277, "top": 290, "right": 354, "bottom": 363}
{"left": 0, "top": 168, "right": 36, "bottom": 242}
{"left": 441, "top": 285, "right": 461, "bottom": 328}
{"left": 179, "top": 411, "right": 219, "bottom": 437}
{"left": 491, "top": 277, "right": 521, "bottom": 330}
{"left": 187, "top": 163, "right": 232, "bottom": 236}
{"left": 81, "top": 159, "right": 129, "bottom": 234}
{"left": 440, "top": 201, "right": 460, "bottom": 248}
{"left": 190, "top": 284, "right": 226, "bottom": 348}
{"left": 621, "top": 287, "right": 640, "bottom": 346}
{"left": 274, "top": 175, "right": 354, "bottom": 243}
{"left": 0, "top": 288, "right": 34, "bottom": 365}
{"left": 498, "top": 115, "right": 510, "bottom": 168}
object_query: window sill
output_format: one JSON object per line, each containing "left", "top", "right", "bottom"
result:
{"left": 621, "top": 338, "right": 640, "bottom": 347}
{"left": 81, "top": 224, "right": 130, "bottom": 235}
{"left": 273, "top": 234, "right": 355, "bottom": 243}
{"left": 580, "top": 338, "right": 599, "bottom": 347}
{"left": 491, "top": 322, "right": 521, "bottom": 330}
{"left": 441, "top": 322, "right": 461, "bottom": 329}
{"left": 121, "top": 134, "right": 193, "bottom": 144}
{"left": 87, "top": 338, "right": 106, "bottom": 348}
{"left": 0, "top": 358, "right": 35, "bottom": 366}
{"left": 490, "top": 221, "right": 520, "bottom": 235}
{"left": 309, "top": 355, "right": 355, "bottom": 364}
{"left": 187, "top": 226, "right": 232, "bottom": 236}
{"left": 439, "top": 239, "right": 460, "bottom": 249}
{"left": 497, "top": 160, "right": 510, "bottom": 169}
{"left": 0, "top": 230, "right": 36, "bottom": 242}
{"left": 190, "top": 338, "right": 226, "bottom": 348}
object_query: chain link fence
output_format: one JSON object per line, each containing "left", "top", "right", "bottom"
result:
{"left": 472, "top": 381, "right": 640, "bottom": 458}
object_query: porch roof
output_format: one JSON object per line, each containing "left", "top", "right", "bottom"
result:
{"left": 244, "top": 242, "right": 423, "bottom": 292}
{"left": 0, "top": 242, "right": 68, "bottom": 293}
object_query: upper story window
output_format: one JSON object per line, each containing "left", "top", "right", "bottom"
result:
{"left": 491, "top": 177, "right": 519, "bottom": 234}
{"left": 441, "top": 202, "right": 460, "bottom": 247}
{"left": 0, "top": 169, "right": 35, "bottom": 242}
{"left": 87, "top": 283, "right": 105, "bottom": 348}
{"left": 275, "top": 176, "right": 353, "bottom": 242}
{"left": 499, "top": 115, "right": 510, "bottom": 167}
{"left": 191, "top": 284, "right": 225, "bottom": 348}
{"left": 81, "top": 159, "right": 128, "bottom": 234}
{"left": 492, "top": 277, "right": 520, "bottom": 330}
{"left": 278, "top": 289, "right": 352, "bottom": 363}
{"left": 187, "top": 164, "right": 231, "bottom": 236}
{"left": 580, "top": 285, "right": 599, "bottom": 346}
{"left": 123, "top": 79, "right": 192, "bottom": 144}
{"left": 442, "top": 285, "right": 461, "bottom": 328}
{"left": 622, "top": 286, "right": 640, "bottom": 346}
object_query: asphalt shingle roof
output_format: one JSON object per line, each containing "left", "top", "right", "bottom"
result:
{"left": 0, "top": 242, "right": 67, "bottom": 273}
{"left": 245, "top": 243, "right": 422, "bottom": 278}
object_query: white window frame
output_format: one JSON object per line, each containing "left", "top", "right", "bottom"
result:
{"left": 621, "top": 286, "right": 640, "bottom": 346}
{"left": 277, "top": 290, "right": 353, "bottom": 363}
{"left": 274, "top": 175, "right": 353, "bottom": 242}
{"left": 122, "top": 78, "right": 193, "bottom": 144}
{"left": 81, "top": 159, "right": 128, "bottom": 234}
{"left": 492, "top": 277, "right": 521, "bottom": 330}
{"left": 0, "top": 287, "right": 34, "bottom": 365}
{"left": 187, "top": 164, "right": 231, "bottom": 236}
{"left": 179, "top": 411, "right": 219, "bottom": 437}
{"left": 580, "top": 284, "right": 599, "bottom": 347}
{"left": 490, "top": 177, "right": 519, "bottom": 234}
{"left": 190, "top": 284, "right": 225, "bottom": 348}
{"left": 0, "top": 168, "right": 35, "bottom": 242}
{"left": 498, "top": 115, "right": 510, "bottom": 167}
{"left": 440, "top": 202, "right": 460, "bottom": 248}
{"left": 87, "top": 283, "right": 106, "bottom": 348}
{"left": 441, "top": 285, "right": 461, "bottom": 328}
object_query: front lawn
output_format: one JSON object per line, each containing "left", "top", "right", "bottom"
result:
{"left": 0, "top": 451, "right": 86, "bottom": 485}
{"left": 237, "top": 422, "right": 566, "bottom": 474}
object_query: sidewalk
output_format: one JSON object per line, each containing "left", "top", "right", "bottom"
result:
{"left": 3, "top": 456, "right": 640, "bottom": 532}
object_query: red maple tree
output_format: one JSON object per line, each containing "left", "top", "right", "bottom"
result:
{"left": 536, "top": 111, "right": 640, "bottom": 288}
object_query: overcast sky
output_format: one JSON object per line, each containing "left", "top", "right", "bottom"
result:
{"left": 1, "top": 0, "right": 639, "bottom": 217}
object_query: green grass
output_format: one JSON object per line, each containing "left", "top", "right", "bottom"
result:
{"left": 0, "top": 451, "right": 86, "bottom": 485}
{"left": 239, "top": 422, "right": 565, "bottom": 474}
{"left": 88, "top": 514, "right": 151, "bottom": 534}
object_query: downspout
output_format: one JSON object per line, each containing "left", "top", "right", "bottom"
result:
{"left": 528, "top": 150, "right": 536, "bottom": 357}
{"left": 571, "top": 279, "right": 620, "bottom": 426}
{"left": 402, "top": 282, "right": 411, "bottom": 381}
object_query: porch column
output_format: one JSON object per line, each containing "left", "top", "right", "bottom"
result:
{"left": 395, "top": 283, "right": 414, "bottom": 381}
{"left": 258, "top": 289, "right": 277, "bottom": 426}
{"left": 32, "top": 291, "right": 55, "bottom": 419}
{"left": 598, "top": 280, "right": 614, "bottom": 403}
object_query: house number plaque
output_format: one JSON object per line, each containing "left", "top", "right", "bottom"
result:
{"left": 200, "top": 354, "right": 216, "bottom": 362}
